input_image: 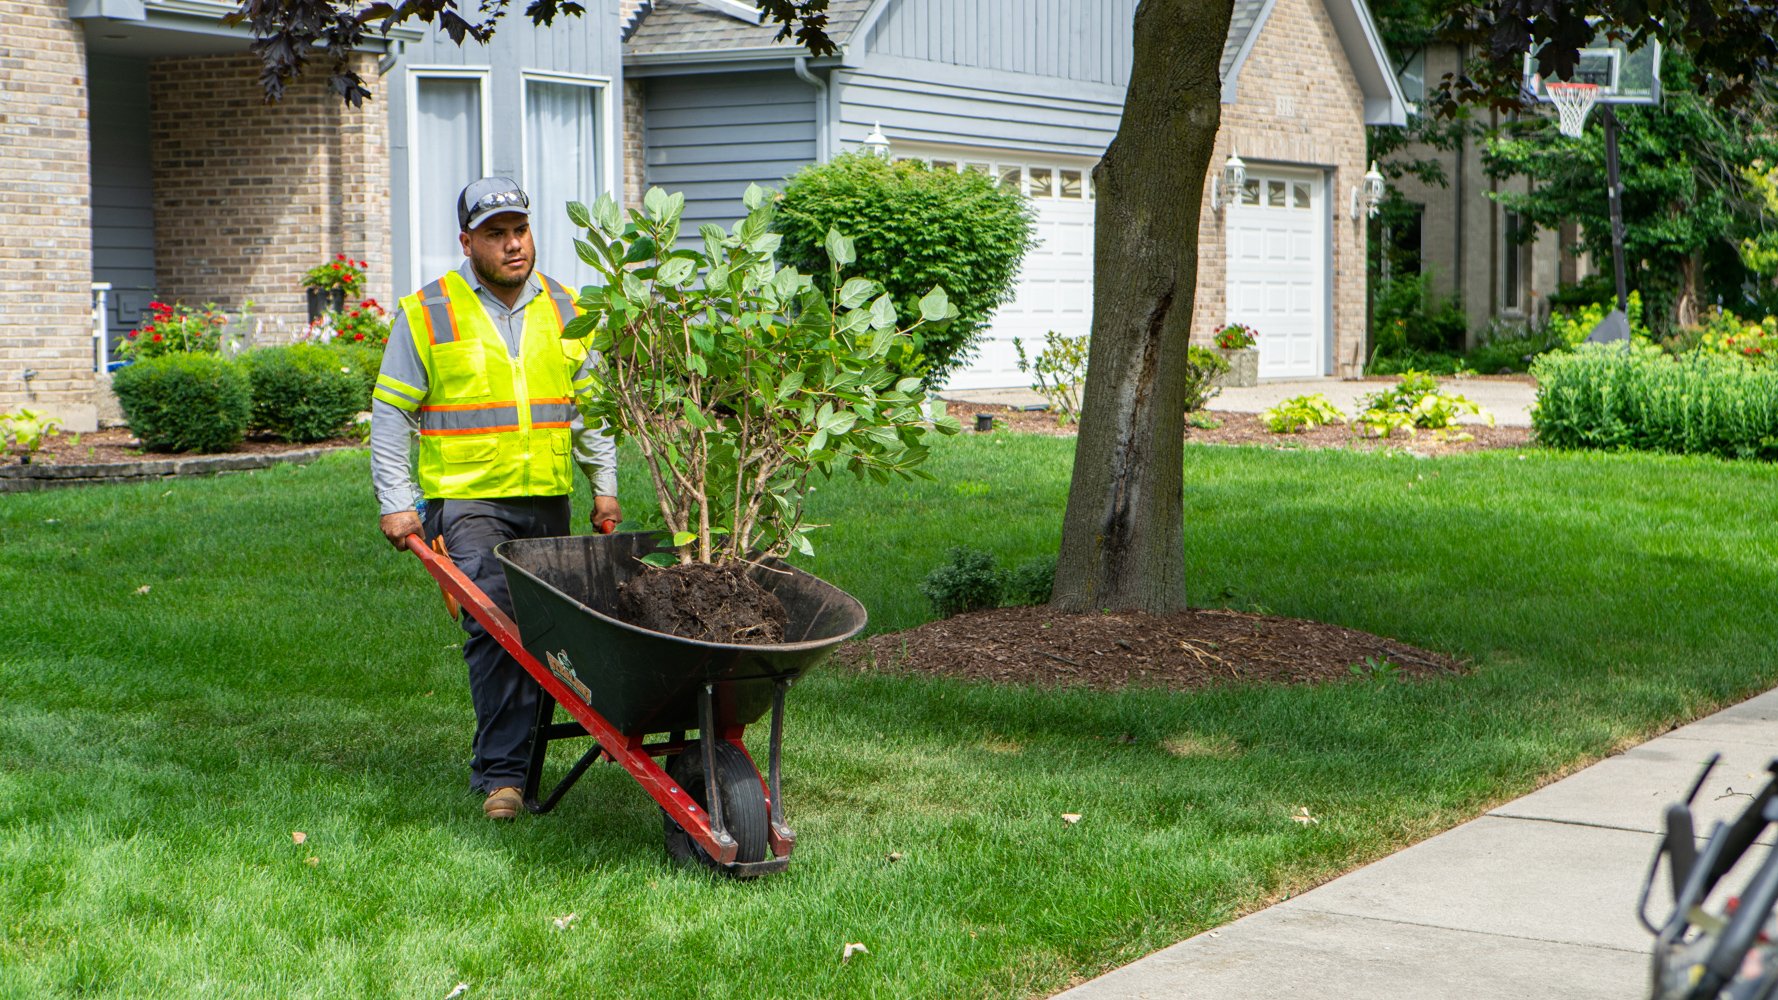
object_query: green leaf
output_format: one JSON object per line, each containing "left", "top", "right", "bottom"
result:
{"left": 643, "top": 187, "right": 669, "bottom": 218}
{"left": 594, "top": 194, "right": 622, "bottom": 233}
{"left": 640, "top": 552, "right": 675, "bottom": 568}
{"left": 742, "top": 183, "right": 770, "bottom": 211}
{"left": 824, "top": 227, "right": 855, "bottom": 268}
{"left": 776, "top": 371, "right": 805, "bottom": 400}
{"left": 621, "top": 235, "right": 659, "bottom": 265}
{"left": 574, "top": 238, "right": 604, "bottom": 268}
{"left": 672, "top": 531, "right": 698, "bottom": 548}
{"left": 566, "top": 200, "right": 593, "bottom": 230}
{"left": 621, "top": 272, "right": 649, "bottom": 306}
{"left": 838, "top": 277, "right": 877, "bottom": 310}
{"left": 868, "top": 293, "right": 898, "bottom": 331}
{"left": 657, "top": 257, "right": 696, "bottom": 287}
{"left": 919, "top": 286, "right": 953, "bottom": 323}
{"left": 561, "top": 312, "right": 598, "bottom": 341}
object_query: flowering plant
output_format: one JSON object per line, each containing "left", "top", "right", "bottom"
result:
{"left": 306, "top": 298, "right": 392, "bottom": 350}
{"left": 303, "top": 253, "right": 368, "bottom": 295}
{"left": 117, "top": 300, "right": 230, "bottom": 360}
{"left": 1692, "top": 307, "right": 1773, "bottom": 366}
{"left": 1215, "top": 323, "right": 1258, "bottom": 350}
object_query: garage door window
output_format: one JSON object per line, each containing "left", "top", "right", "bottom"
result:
{"left": 900, "top": 155, "right": 1094, "bottom": 202}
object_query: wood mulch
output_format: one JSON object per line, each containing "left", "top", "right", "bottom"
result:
{"left": 841, "top": 605, "right": 1466, "bottom": 693}
{"left": 6, "top": 427, "right": 361, "bottom": 467}
{"left": 944, "top": 402, "right": 1534, "bottom": 455}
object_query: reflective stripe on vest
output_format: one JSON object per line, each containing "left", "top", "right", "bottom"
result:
{"left": 397, "top": 272, "right": 589, "bottom": 500}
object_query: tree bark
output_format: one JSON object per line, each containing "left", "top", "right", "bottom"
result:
{"left": 1050, "top": 0, "right": 1232, "bottom": 615}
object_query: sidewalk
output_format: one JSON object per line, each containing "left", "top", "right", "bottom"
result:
{"left": 945, "top": 377, "right": 1538, "bottom": 428}
{"left": 1054, "top": 688, "right": 1778, "bottom": 999}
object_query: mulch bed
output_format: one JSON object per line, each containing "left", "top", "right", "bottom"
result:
{"left": 7, "top": 427, "right": 361, "bottom": 467}
{"left": 843, "top": 605, "right": 1467, "bottom": 693}
{"left": 945, "top": 402, "right": 1534, "bottom": 455}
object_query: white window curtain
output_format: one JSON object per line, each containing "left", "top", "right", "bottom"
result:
{"left": 525, "top": 79, "right": 603, "bottom": 290}
{"left": 415, "top": 77, "right": 483, "bottom": 286}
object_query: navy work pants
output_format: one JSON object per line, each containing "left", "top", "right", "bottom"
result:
{"left": 424, "top": 496, "right": 571, "bottom": 793}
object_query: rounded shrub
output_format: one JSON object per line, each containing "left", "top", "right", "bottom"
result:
{"left": 110, "top": 353, "right": 251, "bottom": 454}
{"left": 329, "top": 342, "right": 384, "bottom": 412}
{"left": 242, "top": 343, "right": 363, "bottom": 443}
{"left": 774, "top": 153, "right": 1036, "bottom": 386}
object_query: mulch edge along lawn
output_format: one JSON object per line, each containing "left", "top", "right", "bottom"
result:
{"left": 1, "top": 439, "right": 1774, "bottom": 998}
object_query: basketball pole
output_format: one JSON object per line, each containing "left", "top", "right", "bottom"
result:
{"left": 1602, "top": 105, "right": 1630, "bottom": 321}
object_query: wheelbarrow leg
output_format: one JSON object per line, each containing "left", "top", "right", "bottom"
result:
{"left": 767, "top": 679, "right": 796, "bottom": 853}
{"left": 699, "top": 683, "right": 734, "bottom": 853}
{"left": 523, "top": 691, "right": 601, "bottom": 815}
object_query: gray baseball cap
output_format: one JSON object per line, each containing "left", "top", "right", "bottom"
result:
{"left": 457, "top": 177, "right": 531, "bottom": 231}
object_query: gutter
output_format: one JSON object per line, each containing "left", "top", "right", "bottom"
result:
{"left": 793, "top": 55, "right": 828, "bottom": 161}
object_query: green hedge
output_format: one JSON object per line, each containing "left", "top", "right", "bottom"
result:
{"left": 241, "top": 344, "right": 364, "bottom": 443}
{"left": 774, "top": 153, "right": 1036, "bottom": 386}
{"left": 110, "top": 353, "right": 251, "bottom": 454}
{"left": 1532, "top": 345, "right": 1778, "bottom": 459}
{"left": 329, "top": 342, "right": 383, "bottom": 411}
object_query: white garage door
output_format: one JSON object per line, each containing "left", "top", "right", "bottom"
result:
{"left": 894, "top": 150, "right": 1096, "bottom": 392}
{"left": 1225, "top": 168, "right": 1327, "bottom": 379}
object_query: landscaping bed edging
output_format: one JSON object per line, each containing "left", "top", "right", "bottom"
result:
{"left": 0, "top": 446, "right": 350, "bottom": 492}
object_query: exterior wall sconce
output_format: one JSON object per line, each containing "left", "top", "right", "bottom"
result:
{"left": 861, "top": 121, "right": 891, "bottom": 158}
{"left": 1210, "top": 150, "right": 1246, "bottom": 212}
{"left": 1350, "top": 161, "right": 1386, "bottom": 219}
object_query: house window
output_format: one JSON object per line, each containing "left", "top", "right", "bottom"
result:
{"left": 414, "top": 74, "right": 486, "bottom": 286}
{"left": 1027, "top": 167, "right": 1053, "bottom": 198}
{"left": 964, "top": 161, "right": 990, "bottom": 175}
{"left": 1503, "top": 211, "right": 1524, "bottom": 312}
{"left": 1292, "top": 181, "right": 1312, "bottom": 209}
{"left": 1059, "top": 169, "right": 1083, "bottom": 198}
{"left": 997, "top": 165, "right": 1021, "bottom": 190}
{"left": 1398, "top": 48, "right": 1426, "bottom": 108}
{"left": 525, "top": 75, "right": 607, "bottom": 289}
{"left": 930, "top": 159, "right": 957, "bottom": 172}
{"left": 1267, "top": 179, "right": 1287, "bottom": 208}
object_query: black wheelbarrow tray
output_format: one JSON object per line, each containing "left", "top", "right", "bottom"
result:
{"left": 403, "top": 531, "right": 866, "bottom": 877}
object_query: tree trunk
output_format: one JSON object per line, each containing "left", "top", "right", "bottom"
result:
{"left": 1675, "top": 254, "right": 1700, "bottom": 330}
{"left": 1050, "top": 0, "right": 1231, "bottom": 615}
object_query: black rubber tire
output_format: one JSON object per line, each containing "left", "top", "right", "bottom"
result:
{"left": 662, "top": 739, "right": 769, "bottom": 874}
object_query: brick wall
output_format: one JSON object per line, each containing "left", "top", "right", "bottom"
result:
{"left": 0, "top": 0, "right": 96, "bottom": 431}
{"left": 1193, "top": 0, "right": 1370, "bottom": 377}
{"left": 149, "top": 53, "right": 390, "bottom": 343}
{"left": 623, "top": 78, "right": 646, "bottom": 210}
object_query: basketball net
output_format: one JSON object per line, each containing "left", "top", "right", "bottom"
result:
{"left": 1546, "top": 81, "right": 1601, "bottom": 138}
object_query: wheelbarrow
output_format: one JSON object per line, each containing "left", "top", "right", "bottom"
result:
{"left": 403, "top": 530, "right": 867, "bottom": 877}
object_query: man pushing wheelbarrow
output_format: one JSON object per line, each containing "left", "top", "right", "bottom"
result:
{"left": 369, "top": 178, "right": 623, "bottom": 822}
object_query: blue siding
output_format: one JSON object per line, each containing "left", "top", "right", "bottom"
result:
{"left": 88, "top": 53, "right": 155, "bottom": 332}
{"left": 834, "top": 56, "right": 1123, "bottom": 159}
{"left": 644, "top": 70, "right": 818, "bottom": 236}
{"left": 864, "top": 0, "right": 1137, "bottom": 88}
{"left": 389, "top": 0, "right": 625, "bottom": 293}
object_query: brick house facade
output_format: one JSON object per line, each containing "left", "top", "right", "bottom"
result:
{"left": 0, "top": 3, "right": 396, "bottom": 433}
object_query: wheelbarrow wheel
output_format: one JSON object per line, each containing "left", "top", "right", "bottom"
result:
{"left": 662, "top": 739, "right": 769, "bottom": 873}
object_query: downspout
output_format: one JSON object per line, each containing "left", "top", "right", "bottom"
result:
{"left": 793, "top": 56, "right": 828, "bottom": 162}
{"left": 377, "top": 40, "right": 405, "bottom": 76}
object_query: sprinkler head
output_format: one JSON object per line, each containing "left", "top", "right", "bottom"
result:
{"left": 974, "top": 413, "right": 994, "bottom": 433}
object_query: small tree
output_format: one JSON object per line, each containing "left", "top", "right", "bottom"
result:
{"left": 566, "top": 185, "right": 961, "bottom": 566}
{"left": 773, "top": 153, "right": 1035, "bottom": 386}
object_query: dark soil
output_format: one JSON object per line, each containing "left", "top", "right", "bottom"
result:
{"left": 843, "top": 605, "right": 1467, "bottom": 693}
{"left": 944, "top": 403, "right": 1534, "bottom": 455}
{"left": 616, "top": 561, "right": 789, "bottom": 645}
{"left": 7, "top": 427, "right": 360, "bottom": 466}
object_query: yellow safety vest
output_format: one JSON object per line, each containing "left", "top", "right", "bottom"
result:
{"left": 375, "top": 271, "right": 593, "bottom": 500}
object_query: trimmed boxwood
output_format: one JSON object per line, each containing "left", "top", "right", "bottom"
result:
{"left": 110, "top": 353, "right": 252, "bottom": 454}
{"left": 774, "top": 152, "right": 1036, "bottom": 386}
{"left": 241, "top": 343, "right": 364, "bottom": 443}
{"left": 329, "top": 342, "right": 383, "bottom": 412}
{"left": 1532, "top": 345, "right": 1778, "bottom": 459}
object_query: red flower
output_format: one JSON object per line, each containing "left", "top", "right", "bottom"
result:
{"left": 126, "top": 331, "right": 137, "bottom": 339}
{"left": 151, "top": 333, "right": 163, "bottom": 343}
{"left": 357, "top": 260, "right": 367, "bottom": 269}
{"left": 336, "top": 253, "right": 348, "bottom": 261}
{"left": 362, "top": 298, "right": 379, "bottom": 308}
{"left": 354, "top": 332, "right": 365, "bottom": 341}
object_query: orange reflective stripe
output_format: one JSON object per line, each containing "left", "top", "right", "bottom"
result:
{"left": 421, "top": 400, "right": 521, "bottom": 413}
{"left": 530, "top": 422, "right": 573, "bottom": 430}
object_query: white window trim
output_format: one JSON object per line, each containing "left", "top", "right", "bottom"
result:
{"left": 518, "top": 69, "right": 621, "bottom": 211}
{"left": 886, "top": 142, "right": 1099, "bottom": 201}
{"left": 405, "top": 66, "right": 494, "bottom": 290}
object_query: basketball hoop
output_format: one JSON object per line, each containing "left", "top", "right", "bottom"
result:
{"left": 1546, "top": 81, "right": 1601, "bottom": 138}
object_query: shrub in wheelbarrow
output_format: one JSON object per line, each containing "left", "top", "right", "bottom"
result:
{"left": 516, "top": 185, "right": 962, "bottom": 872}
{"left": 563, "top": 183, "right": 962, "bottom": 640}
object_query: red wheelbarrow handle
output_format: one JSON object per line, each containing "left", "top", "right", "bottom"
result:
{"left": 399, "top": 533, "right": 740, "bottom": 864}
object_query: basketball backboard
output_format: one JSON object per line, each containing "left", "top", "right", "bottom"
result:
{"left": 1523, "top": 25, "right": 1662, "bottom": 106}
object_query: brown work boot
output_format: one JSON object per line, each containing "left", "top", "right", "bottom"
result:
{"left": 483, "top": 786, "right": 524, "bottom": 821}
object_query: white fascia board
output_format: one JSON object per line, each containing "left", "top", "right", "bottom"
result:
{"left": 1220, "top": 0, "right": 1278, "bottom": 106}
{"left": 692, "top": 0, "right": 762, "bottom": 23}
{"left": 142, "top": 0, "right": 422, "bottom": 44}
{"left": 625, "top": 47, "right": 840, "bottom": 73}
{"left": 1328, "top": 0, "right": 1409, "bottom": 126}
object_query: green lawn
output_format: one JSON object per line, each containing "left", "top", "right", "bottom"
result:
{"left": 2, "top": 436, "right": 1776, "bottom": 998}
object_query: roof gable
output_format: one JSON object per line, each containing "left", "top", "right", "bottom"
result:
{"left": 1222, "top": 0, "right": 1407, "bottom": 125}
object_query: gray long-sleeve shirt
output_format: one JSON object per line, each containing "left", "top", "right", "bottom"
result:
{"left": 370, "top": 260, "right": 617, "bottom": 515}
